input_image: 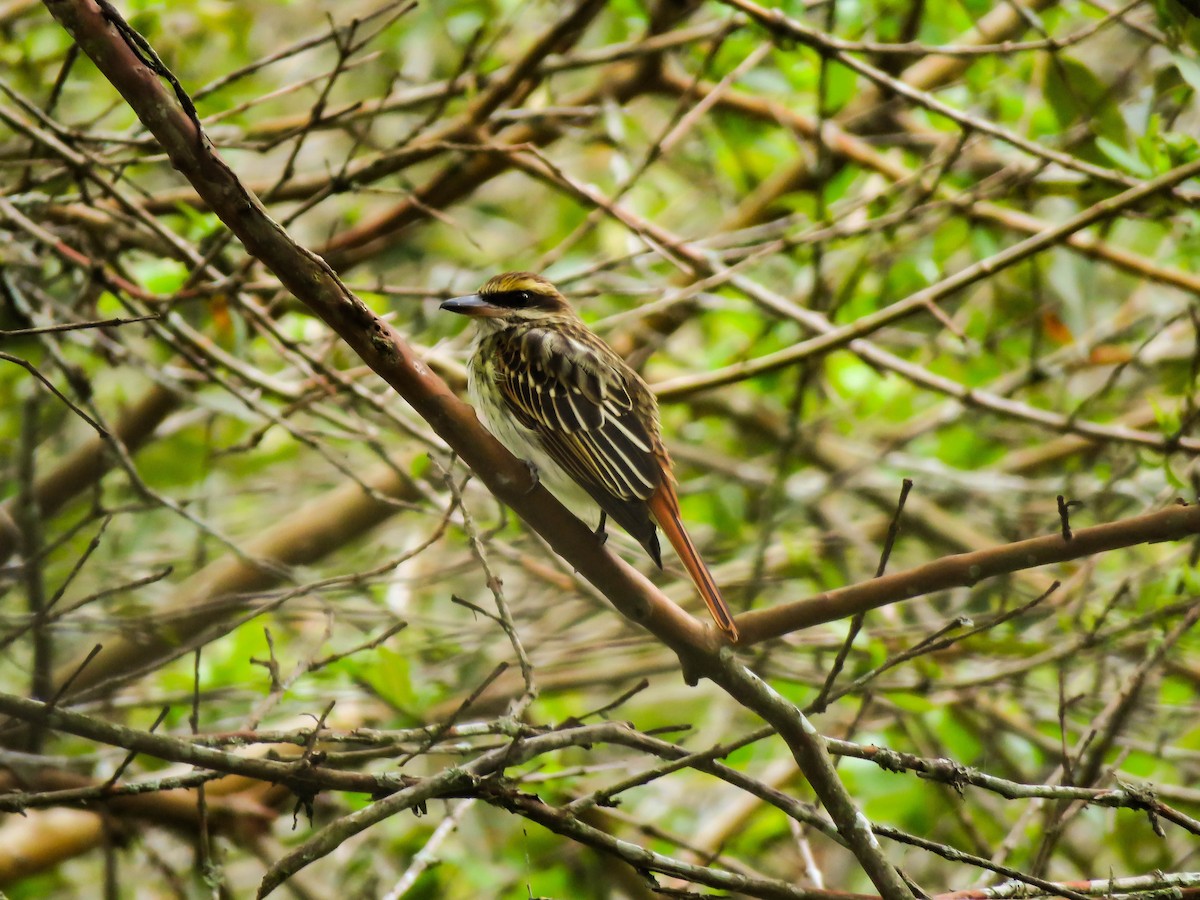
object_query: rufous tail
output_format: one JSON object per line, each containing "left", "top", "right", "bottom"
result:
{"left": 647, "top": 487, "right": 739, "bottom": 642}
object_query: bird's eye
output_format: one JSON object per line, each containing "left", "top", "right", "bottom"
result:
{"left": 519, "top": 291, "right": 530, "bottom": 303}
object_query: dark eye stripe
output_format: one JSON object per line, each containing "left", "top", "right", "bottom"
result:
{"left": 486, "top": 290, "right": 529, "bottom": 308}
{"left": 485, "top": 289, "right": 559, "bottom": 310}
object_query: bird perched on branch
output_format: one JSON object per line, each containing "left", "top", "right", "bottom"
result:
{"left": 441, "top": 272, "right": 739, "bottom": 641}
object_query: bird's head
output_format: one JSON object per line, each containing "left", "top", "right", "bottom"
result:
{"left": 440, "top": 272, "right": 574, "bottom": 327}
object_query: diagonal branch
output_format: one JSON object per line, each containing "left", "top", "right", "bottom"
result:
{"left": 38, "top": 2, "right": 917, "bottom": 896}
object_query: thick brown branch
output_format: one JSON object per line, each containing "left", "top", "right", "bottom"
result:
{"left": 738, "top": 502, "right": 1200, "bottom": 645}
{"left": 42, "top": 0, "right": 716, "bottom": 669}
{"left": 37, "top": 4, "right": 914, "bottom": 897}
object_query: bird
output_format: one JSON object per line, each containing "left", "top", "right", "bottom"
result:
{"left": 441, "top": 271, "right": 739, "bottom": 642}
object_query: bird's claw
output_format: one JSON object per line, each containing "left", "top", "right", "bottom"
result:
{"left": 594, "top": 511, "right": 608, "bottom": 545}
{"left": 523, "top": 460, "right": 540, "bottom": 494}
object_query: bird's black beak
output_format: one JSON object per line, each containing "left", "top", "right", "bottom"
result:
{"left": 440, "top": 294, "right": 491, "bottom": 316}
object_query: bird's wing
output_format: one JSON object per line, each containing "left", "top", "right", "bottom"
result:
{"left": 491, "top": 326, "right": 662, "bottom": 503}
{"left": 489, "top": 325, "right": 665, "bottom": 564}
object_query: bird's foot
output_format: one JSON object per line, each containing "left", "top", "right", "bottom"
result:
{"left": 522, "top": 460, "right": 540, "bottom": 494}
{"left": 594, "top": 511, "right": 608, "bottom": 545}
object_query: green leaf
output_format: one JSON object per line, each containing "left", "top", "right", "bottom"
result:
{"left": 1044, "top": 56, "right": 1128, "bottom": 145}
{"left": 1096, "top": 136, "right": 1153, "bottom": 177}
